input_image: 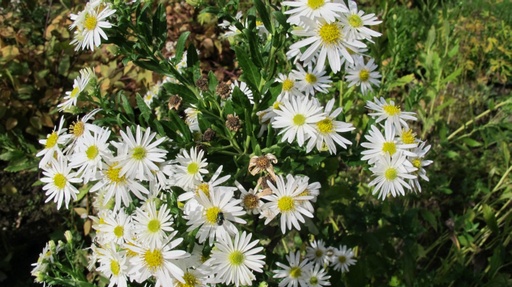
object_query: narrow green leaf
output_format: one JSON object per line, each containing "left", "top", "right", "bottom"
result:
{"left": 234, "top": 46, "right": 261, "bottom": 92}
{"left": 461, "top": 137, "right": 483, "bottom": 148}
{"left": 387, "top": 74, "right": 415, "bottom": 88}
{"left": 482, "top": 204, "right": 499, "bottom": 234}
{"left": 174, "top": 31, "right": 191, "bottom": 66}
{"left": 136, "top": 94, "right": 151, "bottom": 123}
{"left": 254, "top": 0, "right": 272, "bottom": 33}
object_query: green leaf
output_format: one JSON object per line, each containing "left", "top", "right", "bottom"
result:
{"left": 387, "top": 74, "right": 415, "bottom": 88}
{"left": 420, "top": 209, "right": 438, "bottom": 232}
{"left": 461, "top": 137, "right": 483, "bottom": 148}
{"left": 119, "top": 93, "right": 135, "bottom": 120}
{"left": 482, "top": 204, "right": 499, "bottom": 234}
{"left": 234, "top": 46, "right": 261, "bottom": 92}
{"left": 244, "top": 21, "right": 264, "bottom": 68}
{"left": 174, "top": 31, "right": 191, "bottom": 66}
{"left": 254, "top": 0, "right": 272, "bottom": 33}
{"left": 441, "top": 67, "right": 462, "bottom": 85}
{"left": 136, "top": 94, "right": 151, "bottom": 123}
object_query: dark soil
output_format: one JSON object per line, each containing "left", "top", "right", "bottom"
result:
{"left": 0, "top": 166, "right": 63, "bottom": 287}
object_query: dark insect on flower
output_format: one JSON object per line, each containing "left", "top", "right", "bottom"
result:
{"left": 216, "top": 212, "right": 225, "bottom": 226}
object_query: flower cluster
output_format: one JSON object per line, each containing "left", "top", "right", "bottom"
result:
{"left": 362, "top": 97, "right": 433, "bottom": 199}
{"left": 69, "top": 0, "right": 116, "bottom": 51}
{"left": 31, "top": 0, "right": 435, "bottom": 286}
{"left": 273, "top": 240, "right": 357, "bottom": 287}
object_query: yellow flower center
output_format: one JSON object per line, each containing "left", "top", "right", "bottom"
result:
{"left": 243, "top": 194, "right": 259, "bottom": 210}
{"left": 348, "top": 14, "right": 363, "bottom": 28}
{"left": 382, "top": 141, "right": 396, "bottom": 155}
{"left": 305, "top": 73, "right": 317, "bottom": 84}
{"left": 338, "top": 255, "right": 347, "bottom": 263}
{"left": 86, "top": 145, "right": 99, "bottom": 160}
{"left": 187, "top": 162, "right": 199, "bottom": 175}
{"left": 110, "top": 260, "right": 121, "bottom": 275}
{"left": 400, "top": 130, "right": 416, "bottom": 144}
{"left": 317, "top": 118, "right": 333, "bottom": 134}
{"left": 307, "top": 0, "right": 324, "bottom": 9}
{"left": 70, "top": 121, "right": 85, "bottom": 138}
{"left": 412, "top": 158, "right": 422, "bottom": 168}
{"left": 144, "top": 249, "right": 163, "bottom": 271}
{"left": 384, "top": 167, "right": 398, "bottom": 180}
{"left": 289, "top": 266, "right": 302, "bottom": 278}
{"left": 383, "top": 104, "right": 401, "bottom": 116}
{"left": 273, "top": 101, "right": 281, "bottom": 110}
{"left": 315, "top": 249, "right": 323, "bottom": 257}
{"left": 205, "top": 206, "right": 221, "bottom": 224}
{"left": 282, "top": 79, "right": 294, "bottom": 91}
{"left": 359, "top": 69, "right": 370, "bottom": 81}
{"left": 113, "top": 225, "right": 124, "bottom": 238}
{"left": 310, "top": 276, "right": 319, "bottom": 285}
{"left": 70, "top": 86, "right": 80, "bottom": 98}
{"left": 319, "top": 23, "right": 341, "bottom": 45}
{"left": 53, "top": 173, "right": 67, "bottom": 190}
{"left": 147, "top": 219, "right": 161, "bottom": 233}
{"left": 176, "top": 272, "right": 200, "bottom": 287}
{"left": 277, "top": 196, "right": 294, "bottom": 212}
{"left": 45, "top": 132, "right": 59, "bottom": 149}
{"left": 293, "top": 114, "right": 306, "bottom": 126}
{"left": 84, "top": 13, "right": 98, "bottom": 31}
{"left": 228, "top": 250, "right": 245, "bottom": 266}
{"left": 132, "top": 146, "right": 146, "bottom": 161}
{"left": 106, "top": 164, "right": 125, "bottom": 184}
{"left": 195, "top": 183, "right": 210, "bottom": 198}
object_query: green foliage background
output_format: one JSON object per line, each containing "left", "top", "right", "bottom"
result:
{"left": 0, "top": 0, "right": 511, "bottom": 286}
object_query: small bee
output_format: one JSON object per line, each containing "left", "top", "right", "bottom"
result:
{"left": 216, "top": 212, "right": 225, "bottom": 226}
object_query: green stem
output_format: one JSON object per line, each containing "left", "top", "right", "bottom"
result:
{"left": 447, "top": 100, "right": 510, "bottom": 141}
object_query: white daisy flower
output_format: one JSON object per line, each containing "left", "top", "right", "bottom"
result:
{"left": 408, "top": 141, "right": 433, "bottom": 192}
{"left": 276, "top": 73, "right": 303, "bottom": 98}
{"left": 272, "top": 95, "right": 325, "bottom": 147}
{"left": 172, "top": 147, "right": 208, "bottom": 190}
{"left": 90, "top": 158, "right": 149, "bottom": 211}
{"left": 340, "top": 0, "right": 382, "bottom": 41}
{"left": 129, "top": 231, "right": 189, "bottom": 287}
{"left": 185, "top": 189, "right": 246, "bottom": 244}
{"left": 282, "top": 0, "right": 348, "bottom": 25}
{"left": 143, "top": 81, "right": 162, "bottom": 106}
{"left": 331, "top": 245, "right": 357, "bottom": 273}
{"left": 37, "top": 116, "right": 71, "bottom": 168}
{"left": 274, "top": 251, "right": 312, "bottom": 287}
{"left": 41, "top": 158, "right": 82, "bottom": 209}
{"left": 185, "top": 107, "right": 201, "bottom": 133}
{"left": 58, "top": 67, "right": 93, "bottom": 111}
{"left": 261, "top": 174, "right": 314, "bottom": 234}
{"left": 96, "top": 243, "right": 129, "bottom": 287}
{"left": 231, "top": 80, "right": 254, "bottom": 104}
{"left": 291, "top": 64, "right": 332, "bottom": 96}
{"left": 368, "top": 152, "right": 417, "bottom": 199}
{"left": 256, "top": 94, "right": 286, "bottom": 137}
{"left": 205, "top": 231, "right": 266, "bottom": 287}
{"left": 304, "top": 263, "right": 331, "bottom": 287}
{"left": 132, "top": 202, "right": 174, "bottom": 248}
{"left": 289, "top": 17, "right": 366, "bottom": 73}
{"left": 64, "top": 108, "right": 102, "bottom": 154}
{"left": 70, "top": 1, "right": 116, "bottom": 51}
{"left": 366, "top": 97, "right": 418, "bottom": 131}
{"left": 345, "top": 55, "right": 381, "bottom": 95}
{"left": 95, "top": 209, "right": 132, "bottom": 246}
{"left": 118, "top": 125, "right": 167, "bottom": 181}
{"left": 305, "top": 239, "right": 330, "bottom": 267}
{"left": 69, "top": 126, "right": 111, "bottom": 183}
{"left": 306, "top": 98, "right": 354, "bottom": 154}
{"left": 360, "top": 123, "right": 417, "bottom": 164}
{"left": 178, "top": 165, "right": 235, "bottom": 203}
